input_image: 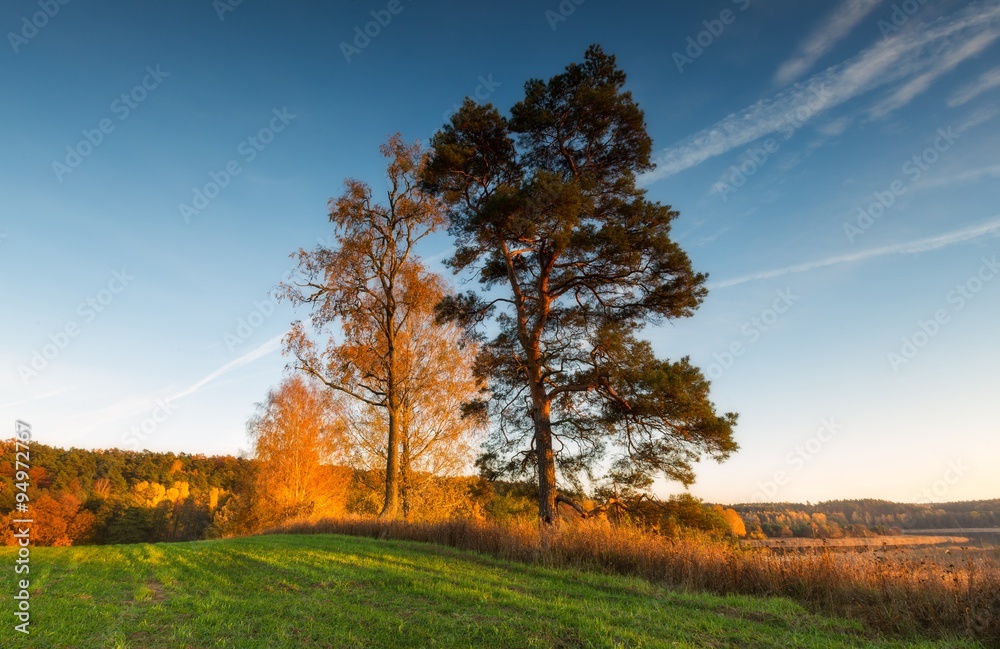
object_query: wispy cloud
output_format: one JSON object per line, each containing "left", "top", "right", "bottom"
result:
{"left": 919, "top": 162, "right": 1000, "bottom": 189}
{"left": 948, "top": 65, "right": 1000, "bottom": 106}
{"left": 64, "top": 395, "right": 162, "bottom": 438}
{"left": 710, "top": 216, "right": 1000, "bottom": 288}
{"left": 696, "top": 226, "right": 733, "bottom": 246}
{"left": 816, "top": 116, "right": 853, "bottom": 137}
{"left": 773, "top": 0, "right": 884, "bottom": 86}
{"left": 63, "top": 334, "right": 284, "bottom": 439}
{"left": 0, "top": 387, "right": 74, "bottom": 411}
{"left": 642, "top": 2, "right": 1000, "bottom": 184}
{"left": 869, "top": 29, "right": 1000, "bottom": 118}
{"left": 169, "top": 333, "right": 283, "bottom": 401}
{"left": 955, "top": 104, "right": 1000, "bottom": 132}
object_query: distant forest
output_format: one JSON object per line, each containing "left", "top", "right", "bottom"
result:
{"left": 734, "top": 500, "right": 1000, "bottom": 539}
{"left": 3, "top": 441, "right": 996, "bottom": 546}
{"left": 0, "top": 440, "right": 251, "bottom": 545}
{"left": 0, "top": 441, "right": 1000, "bottom": 545}
{"left": 1, "top": 441, "right": 753, "bottom": 546}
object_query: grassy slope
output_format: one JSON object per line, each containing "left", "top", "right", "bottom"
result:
{"left": 0, "top": 535, "right": 979, "bottom": 649}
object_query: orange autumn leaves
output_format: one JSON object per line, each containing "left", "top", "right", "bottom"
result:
{"left": 247, "top": 377, "right": 352, "bottom": 527}
{"left": 271, "top": 135, "right": 482, "bottom": 521}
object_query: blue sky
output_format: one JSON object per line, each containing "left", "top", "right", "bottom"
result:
{"left": 2, "top": 0, "right": 998, "bottom": 504}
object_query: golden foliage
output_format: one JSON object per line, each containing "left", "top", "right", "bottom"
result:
{"left": 133, "top": 481, "right": 191, "bottom": 507}
{"left": 248, "top": 375, "right": 351, "bottom": 527}
{"left": 280, "top": 135, "right": 476, "bottom": 518}
{"left": 716, "top": 506, "right": 747, "bottom": 538}
{"left": 344, "top": 268, "right": 484, "bottom": 519}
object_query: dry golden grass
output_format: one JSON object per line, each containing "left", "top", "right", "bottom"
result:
{"left": 265, "top": 516, "right": 1000, "bottom": 645}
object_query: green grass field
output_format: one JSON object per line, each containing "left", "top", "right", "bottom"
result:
{"left": 0, "top": 534, "right": 980, "bottom": 648}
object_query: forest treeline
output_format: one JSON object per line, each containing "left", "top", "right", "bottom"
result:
{"left": 0, "top": 440, "right": 250, "bottom": 545}
{"left": 0, "top": 440, "right": 752, "bottom": 546}
{"left": 734, "top": 499, "right": 1000, "bottom": 539}
{"left": 3, "top": 439, "right": 994, "bottom": 546}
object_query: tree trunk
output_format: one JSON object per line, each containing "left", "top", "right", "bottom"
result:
{"left": 379, "top": 400, "right": 400, "bottom": 518}
{"left": 400, "top": 421, "right": 411, "bottom": 520}
{"left": 533, "top": 390, "right": 558, "bottom": 526}
{"left": 380, "top": 300, "right": 400, "bottom": 519}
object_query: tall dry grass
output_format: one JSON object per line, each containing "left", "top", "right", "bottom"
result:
{"left": 264, "top": 516, "right": 1000, "bottom": 645}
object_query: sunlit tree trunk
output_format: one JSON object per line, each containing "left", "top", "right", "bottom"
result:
{"left": 400, "top": 432, "right": 411, "bottom": 520}
{"left": 380, "top": 316, "right": 401, "bottom": 519}
{"left": 533, "top": 391, "right": 558, "bottom": 526}
{"left": 380, "top": 398, "right": 400, "bottom": 518}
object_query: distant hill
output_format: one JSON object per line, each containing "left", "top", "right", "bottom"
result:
{"left": 730, "top": 499, "right": 1000, "bottom": 539}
